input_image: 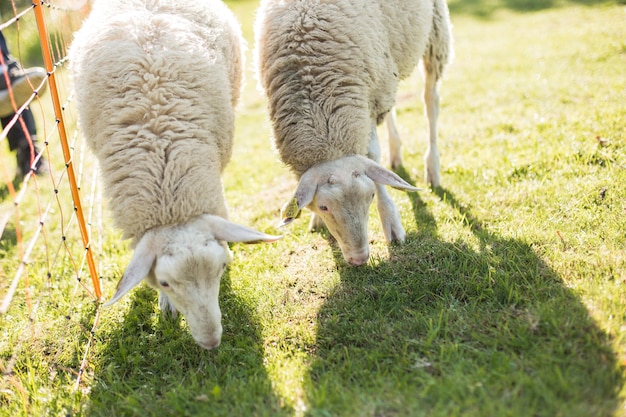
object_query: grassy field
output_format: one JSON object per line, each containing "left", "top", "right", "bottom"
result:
{"left": 1, "top": 0, "right": 625, "bottom": 416}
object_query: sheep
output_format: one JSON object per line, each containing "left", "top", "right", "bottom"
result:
{"left": 255, "top": 0, "right": 453, "bottom": 265}
{"left": 69, "top": 0, "right": 280, "bottom": 350}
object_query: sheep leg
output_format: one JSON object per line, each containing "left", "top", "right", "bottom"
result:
{"left": 423, "top": 70, "right": 440, "bottom": 188}
{"left": 308, "top": 213, "right": 325, "bottom": 232}
{"left": 386, "top": 108, "right": 403, "bottom": 169}
{"left": 369, "top": 124, "right": 406, "bottom": 243}
{"left": 422, "top": 1, "right": 451, "bottom": 188}
{"left": 377, "top": 184, "right": 406, "bottom": 243}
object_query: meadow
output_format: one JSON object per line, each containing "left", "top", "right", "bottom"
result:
{"left": 0, "top": 0, "right": 625, "bottom": 415}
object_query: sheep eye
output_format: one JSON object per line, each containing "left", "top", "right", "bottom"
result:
{"left": 318, "top": 205, "right": 328, "bottom": 212}
{"left": 222, "top": 262, "right": 227, "bottom": 270}
{"left": 159, "top": 281, "right": 170, "bottom": 288}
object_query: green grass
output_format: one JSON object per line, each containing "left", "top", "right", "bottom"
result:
{"left": 1, "top": 0, "right": 625, "bottom": 416}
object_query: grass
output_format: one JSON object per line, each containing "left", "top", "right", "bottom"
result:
{"left": 1, "top": 0, "right": 625, "bottom": 415}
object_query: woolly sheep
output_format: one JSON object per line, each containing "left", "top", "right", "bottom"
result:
{"left": 69, "top": 0, "right": 280, "bottom": 350}
{"left": 255, "top": 0, "right": 453, "bottom": 265}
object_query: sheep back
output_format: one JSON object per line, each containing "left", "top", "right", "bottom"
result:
{"left": 255, "top": 0, "right": 435, "bottom": 176}
{"left": 70, "top": 0, "right": 244, "bottom": 242}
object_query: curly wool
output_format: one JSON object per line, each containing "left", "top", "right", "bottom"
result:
{"left": 69, "top": 0, "right": 244, "bottom": 243}
{"left": 255, "top": 0, "right": 452, "bottom": 176}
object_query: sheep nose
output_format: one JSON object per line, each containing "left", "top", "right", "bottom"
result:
{"left": 195, "top": 328, "right": 222, "bottom": 350}
{"left": 347, "top": 253, "right": 369, "bottom": 266}
{"left": 197, "top": 338, "right": 221, "bottom": 350}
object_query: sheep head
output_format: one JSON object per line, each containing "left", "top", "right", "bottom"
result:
{"left": 280, "top": 155, "right": 418, "bottom": 266}
{"left": 105, "top": 214, "right": 281, "bottom": 350}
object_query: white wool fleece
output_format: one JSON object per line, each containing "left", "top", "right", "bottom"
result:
{"left": 69, "top": 0, "right": 245, "bottom": 243}
{"left": 255, "top": 0, "right": 452, "bottom": 177}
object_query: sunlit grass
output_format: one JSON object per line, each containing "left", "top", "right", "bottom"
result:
{"left": 1, "top": 1, "right": 625, "bottom": 416}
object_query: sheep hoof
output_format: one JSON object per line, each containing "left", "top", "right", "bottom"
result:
{"left": 427, "top": 175, "right": 440, "bottom": 189}
{"left": 381, "top": 218, "right": 406, "bottom": 244}
{"left": 389, "top": 227, "right": 406, "bottom": 244}
{"left": 390, "top": 157, "right": 403, "bottom": 171}
{"left": 425, "top": 168, "right": 441, "bottom": 188}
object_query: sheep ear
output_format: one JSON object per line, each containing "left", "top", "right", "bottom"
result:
{"left": 362, "top": 158, "right": 421, "bottom": 192}
{"left": 104, "top": 232, "right": 156, "bottom": 306}
{"left": 279, "top": 197, "right": 301, "bottom": 227}
{"left": 204, "top": 215, "right": 282, "bottom": 243}
{"left": 279, "top": 170, "right": 317, "bottom": 227}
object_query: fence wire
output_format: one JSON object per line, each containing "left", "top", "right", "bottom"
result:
{"left": 0, "top": 0, "right": 104, "bottom": 405}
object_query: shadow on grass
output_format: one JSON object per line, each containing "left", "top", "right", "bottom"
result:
{"left": 447, "top": 0, "right": 615, "bottom": 18}
{"left": 304, "top": 168, "right": 622, "bottom": 416}
{"left": 83, "top": 272, "right": 288, "bottom": 417}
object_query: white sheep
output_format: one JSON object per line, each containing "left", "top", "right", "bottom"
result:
{"left": 255, "top": 0, "right": 453, "bottom": 265}
{"left": 69, "top": 0, "right": 280, "bottom": 350}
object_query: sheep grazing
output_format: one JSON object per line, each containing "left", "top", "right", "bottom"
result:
{"left": 255, "top": 0, "right": 453, "bottom": 265}
{"left": 69, "top": 0, "right": 280, "bottom": 350}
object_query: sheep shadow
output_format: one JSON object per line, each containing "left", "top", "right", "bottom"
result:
{"left": 303, "top": 170, "right": 622, "bottom": 415}
{"left": 84, "top": 271, "right": 288, "bottom": 417}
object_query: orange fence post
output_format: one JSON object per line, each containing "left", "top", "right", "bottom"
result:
{"left": 32, "top": 0, "right": 102, "bottom": 300}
